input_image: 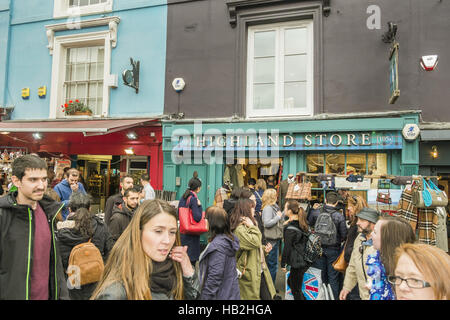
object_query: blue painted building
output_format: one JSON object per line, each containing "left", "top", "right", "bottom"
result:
{"left": 0, "top": 0, "right": 169, "bottom": 194}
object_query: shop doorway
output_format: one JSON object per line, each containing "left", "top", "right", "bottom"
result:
{"left": 76, "top": 155, "right": 114, "bottom": 212}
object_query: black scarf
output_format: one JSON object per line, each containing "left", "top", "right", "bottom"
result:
{"left": 150, "top": 260, "right": 176, "bottom": 296}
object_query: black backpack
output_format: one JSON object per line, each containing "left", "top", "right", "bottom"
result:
{"left": 314, "top": 207, "right": 337, "bottom": 246}
{"left": 286, "top": 226, "right": 322, "bottom": 267}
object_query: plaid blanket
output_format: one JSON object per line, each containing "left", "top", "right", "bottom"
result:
{"left": 396, "top": 188, "right": 437, "bottom": 245}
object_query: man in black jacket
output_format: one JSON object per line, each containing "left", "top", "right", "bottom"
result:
{"left": 109, "top": 187, "right": 140, "bottom": 241}
{"left": 104, "top": 174, "right": 134, "bottom": 226}
{"left": 0, "top": 154, "right": 69, "bottom": 300}
{"left": 311, "top": 191, "right": 348, "bottom": 300}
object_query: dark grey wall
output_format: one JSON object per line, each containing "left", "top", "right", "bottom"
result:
{"left": 165, "top": 0, "right": 450, "bottom": 122}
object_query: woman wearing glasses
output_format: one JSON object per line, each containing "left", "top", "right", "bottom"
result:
{"left": 389, "top": 243, "right": 450, "bottom": 300}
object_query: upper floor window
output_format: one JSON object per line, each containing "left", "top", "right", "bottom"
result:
{"left": 64, "top": 46, "right": 105, "bottom": 116}
{"left": 246, "top": 20, "right": 314, "bottom": 118}
{"left": 54, "top": 0, "right": 113, "bottom": 19}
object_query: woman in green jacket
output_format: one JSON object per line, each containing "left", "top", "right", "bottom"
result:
{"left": 230, "top": 199, "right": 276, "bottom": 300}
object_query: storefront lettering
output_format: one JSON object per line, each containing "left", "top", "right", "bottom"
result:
{"left": 192, "top": 132, "right": 375, "bottom": 148}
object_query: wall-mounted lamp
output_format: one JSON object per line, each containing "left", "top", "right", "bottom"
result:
{"left": 431, "top": 145, "right": 438, "bottom": 159}
{"left": 32, "top": 132, "right": 42, "bottom": 140}
{"left": 0, "top": 131, "right": 10, "bottom": 135}
{"left": 124, "top": 147, "right": 134, "bottom": 155}
{"left": 126, "top": 131, "right": 138, "bottom": 140}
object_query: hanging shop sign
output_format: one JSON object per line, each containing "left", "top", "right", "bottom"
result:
{"left": 173, "top": 131, "right": 403, "bottom": 152}
{"left": 389, "top": 41, "right": 400, "bottom": 104}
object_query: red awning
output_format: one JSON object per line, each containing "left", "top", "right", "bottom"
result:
{"left": 0, "top": 118, "right": 159, "bottom": 136}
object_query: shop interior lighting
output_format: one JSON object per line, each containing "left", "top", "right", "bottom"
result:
{"left": 127, "top": 131, "right": 138, "bottom": 140}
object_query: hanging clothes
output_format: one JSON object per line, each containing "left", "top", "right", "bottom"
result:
{"left": 236, "top": 164, "right": 245, "bottom": 189}
{"left": 247, "top": 164, "right": 259, "bottom": 180}
{"left": 435, "top": 206, "right": 449, "bottom": 252}
{"left": 396, "top": 187, "right": 438, "bottom": 246}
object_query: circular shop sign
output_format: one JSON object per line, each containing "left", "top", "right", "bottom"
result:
{"left": 402, "top": 124, "right": 420, "bottom": 141}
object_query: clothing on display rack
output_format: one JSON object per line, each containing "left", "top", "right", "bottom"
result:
{"left": 396, "top": 186, "right": 439, "bottom": 246}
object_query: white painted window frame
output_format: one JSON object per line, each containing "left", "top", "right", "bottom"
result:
{"left": 54, "top": 0, "right": 113, "bottom": 19}
{"left": 49, "top": 31, "right": 112, "bottom": 119}
{"left": 246, "top": 20, "right": 314, "bottom": 118}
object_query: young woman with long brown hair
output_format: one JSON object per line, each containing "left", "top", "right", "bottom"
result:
{"left": 280, "top": 200, "right": 310, "bottom": 300}
{"left": 367, "top": 216, "right": 416, "bottom": 300}
{"left": 91, "top": 199, "right": 200, "bottom": 300}
{"left": 230, "top": 199, "right": 276, "bottom": 300}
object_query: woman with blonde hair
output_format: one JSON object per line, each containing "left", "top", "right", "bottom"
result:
{"left": 91, "top": 199, "right": 200, "bottom": 300}
{"left": 390, "top": 243, "right": 450, "bottom": 300}
{"left": 261, "top": 188, "right": 284, "bottom": 284}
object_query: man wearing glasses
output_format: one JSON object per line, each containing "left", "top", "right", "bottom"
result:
{"left": 339, "top": 208, "right": 379, "bottom": 300}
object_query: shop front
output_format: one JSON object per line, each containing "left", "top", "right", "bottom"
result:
{"left": 419, "top": 129, "right": 450, "bottom": 197}
{"left": 0, "top": 118, "right": 163, "bottom": 211}
{"left": 162, "top": 114, "right": 420, "bottom": 208}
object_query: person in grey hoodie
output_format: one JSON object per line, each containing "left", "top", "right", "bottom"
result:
{"left": 261, "top": 188, "right": 285, "bottom": 284}
{"left": 199, "top": 206, "right": 240, "bottom": 300}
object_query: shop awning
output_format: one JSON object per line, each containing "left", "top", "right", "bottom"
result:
{"left": 421, "top": 129, "right": 450, "bottom": 141}
{"left": 0, "top": 118, "right": 159, "bottom": 136}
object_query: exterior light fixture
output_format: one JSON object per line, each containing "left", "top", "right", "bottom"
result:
{"left": 124, "top": 147, "right": 134, "bottom": 155}
{"left": 32, "top": 132, "right": 42, "bottom": 140}
{"left": 431, "top": 145, "right": 438, "bottom": 159}
{"left": 126, "top": 131, "right": 138, "bottom": 140}
{"left": 0, "top": 131, "right": 10, "bottom": 135}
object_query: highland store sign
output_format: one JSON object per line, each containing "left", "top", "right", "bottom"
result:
{"left": 172, "top": 130, "right": 402, "bottom": 151}
{"left": 170, "top": 123, "right": 403, "bottom": 164}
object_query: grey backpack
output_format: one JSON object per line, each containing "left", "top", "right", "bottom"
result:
{"left": 314, "top": 208, "right": 337, "bottom": 246}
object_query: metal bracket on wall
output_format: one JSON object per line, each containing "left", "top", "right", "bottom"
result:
{"left": 122, "top": 58, "right": 140, "bottom": 94}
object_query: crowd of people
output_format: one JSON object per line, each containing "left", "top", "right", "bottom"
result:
{"left": 0, "top": 154, "right": 449, "bottom": 301}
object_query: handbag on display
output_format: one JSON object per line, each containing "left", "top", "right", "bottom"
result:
{"left": 428, "top": 179, "right": 448, "bottom": 207}
{"left": 178, "top": 195, "right": 208, "bottom": 235}
{"left": 377, "top": 191, "right": 392, "bottom": 204}
{"left": 391, "top": 176, "right": 413, "bottom": 186}
{"left": 377, "top": 179, "right": 391, "bottom": 189}
{"left": 286, "top": 181, "right": 312, "bottom": 200}
{"left": 414, "top": 178, "right": 449, "bottom": 208}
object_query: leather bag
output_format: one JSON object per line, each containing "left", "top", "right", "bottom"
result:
{"left": 178, "top": 195, "right": 208, "bottom": 235}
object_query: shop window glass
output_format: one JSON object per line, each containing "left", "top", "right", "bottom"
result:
{"left": 325, "top": 154, "right": 345, "bottom": 174}
{"left": 368, "top": 153, "right": 388, "bottom": 188}
{"left": 346, "top": 153, "right": 367, "bottom": 175}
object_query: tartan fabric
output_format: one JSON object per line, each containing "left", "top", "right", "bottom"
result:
{"left": 417, "top": 208, "right": 438, "bottom": 246}
{"left": 396, "top": 188, "right": 418, "bottom": 229}
{"left": 396, "top": 188, "right": 438, "bottom": 245}
{"left": 285, "top": 182, "right": 312, "bottom": 200}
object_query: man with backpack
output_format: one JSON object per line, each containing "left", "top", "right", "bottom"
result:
{"left": 312, "top": 191, "right": 348, "bottom": 300}
{"left": 0, "top": 155, "right": 69, "bottom": 300}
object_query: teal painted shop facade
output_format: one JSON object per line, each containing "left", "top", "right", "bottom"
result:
{"left": 163, "top": 113, "right": 420, "bottom": 208}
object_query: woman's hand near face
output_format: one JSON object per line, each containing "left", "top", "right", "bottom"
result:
{"left": 169, "top": 245, "right": 194, "bottom": 277}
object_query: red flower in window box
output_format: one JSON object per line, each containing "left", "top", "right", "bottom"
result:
{"left": 61, "top": 100, "right": 93, "bottom": 116}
